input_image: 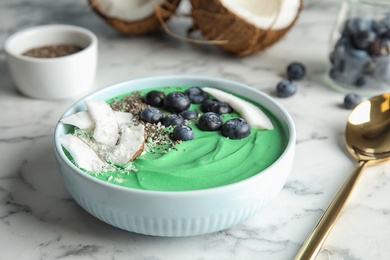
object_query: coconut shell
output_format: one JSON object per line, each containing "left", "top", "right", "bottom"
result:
{"left": 88, "top": 0, "right": 181, "bottom": 36}
{"left": 190, "top": 0, "right": 303, "bottom": 56}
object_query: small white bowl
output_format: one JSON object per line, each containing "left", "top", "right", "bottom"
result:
{"left": 54, "top": 75, "right": 296, "bottom": 237}
{"left": 4, "top": 24, "right": 98, "bottom": 99}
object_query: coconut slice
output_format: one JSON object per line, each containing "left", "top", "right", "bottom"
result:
{"left": 60, "top": 134, "right": 106, "bottom": 172}
{"left": 61, "top": 110, "right": 133, "bottom": 130}
{"left": 61, "top": 111, "right": 94, "bottom": 129}
{"left": 115, "top": 111, "right": 134, "bottom": 126}
{"left": 190, "top": 0, "right": 302, "bottom": 56}
{"left": 85, "top": 100, "right": 119, "bottom": 147}
{"left": 107, "top": 124, "right": 145, "bottom": 164}
{"left": 203, "top": 87, "right": 274, "bottom": 130}
{"left": 88, "top": 0, "right": 181, "bottom": 35}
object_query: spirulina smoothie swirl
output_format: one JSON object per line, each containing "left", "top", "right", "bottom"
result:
{"left": 62, "top": 86, "right": 287, "bottom": 191}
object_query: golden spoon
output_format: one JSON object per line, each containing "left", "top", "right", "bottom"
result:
{"left": 295, "top": 93, "right": 390, "bottom": 260}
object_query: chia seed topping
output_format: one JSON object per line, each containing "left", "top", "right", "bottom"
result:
{"left": 110, "top": 91, "right": 181, "bottom": 154}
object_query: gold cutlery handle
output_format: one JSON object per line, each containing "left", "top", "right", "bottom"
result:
{"left": 294, "top": 160, "right": 367, "bottom": 260}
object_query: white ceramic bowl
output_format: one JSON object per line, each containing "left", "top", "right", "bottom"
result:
{"left": 54, "top": 75, "right": 296, "bottom": 237}
{"left": 4, "top": 24, "right": 98, "bottom": 99}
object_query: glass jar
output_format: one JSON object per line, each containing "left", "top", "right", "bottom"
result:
{"left": 326, "top": 0, "right": 390, "bottom": 95}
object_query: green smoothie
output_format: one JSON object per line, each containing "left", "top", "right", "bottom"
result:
{"left": 63, "top": 86, "right": 287, "bottom": 191}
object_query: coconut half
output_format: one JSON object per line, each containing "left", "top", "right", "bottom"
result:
{"left": 190, "top": 0, "right": 302, "bottom": 56}
{"left": 88, "top": 0, "right": 181, "bottom": 35}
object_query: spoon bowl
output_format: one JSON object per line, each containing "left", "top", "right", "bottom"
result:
{"left": 346, "top": 94, "right": 390, "bottom": 161}
{"left": 295, "top": 93, "right": 390, "bottom": 260}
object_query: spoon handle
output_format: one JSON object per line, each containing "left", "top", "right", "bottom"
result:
{"left": 294, "top": 160, "right": 368, "bottom": 260}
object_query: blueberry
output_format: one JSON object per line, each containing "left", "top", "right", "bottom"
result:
{"left": 373, "top": 55, "right": 390, "bottom": 81}
{"left": 347, "top": 48, "right": 369, "bottom": 59}
{"left": 352, "top": 30, "right": 377, "bottom": 50}
{"left": 180, "top": 109, "right": 198, "bottom": 120}
{"left": 211, "top": 102, "right": 233, "bottom": 115}
{"left": 344, "top": 93, "right": 362, "bottom": 109}
{"left": 276, "top": 80, "right": 297, "bottom": 98}
{"left": 140, "top": 107, "right": 163, "bottom": 123}
{"left": 144, "top": 90, "right": 165, "bottom": 107}
{"left": 200, "top": 99, "right": 232, "bottom": 114}
{"left": 380, "top": 16, "right": 390, "bottom": 37}
{"left": 162, "top": 114, "right": 184, "bottom": 126}
{"left": 342, "top": 18, "right": 371, "bottom": 37}
{"left": 197, "top": 112, "right": 222, "bottom": 131}
{"left": 329, "top": 68, "right": 340, "bottom": 80}
{"left": 331, "top": 48, "right": 370, "bottom": 86}
{"left": 185, "top": 86, "right": 209, "bottom": 104}
{"left": 172, "top": 125, "right": 194, "bottom": 141}
{"left": 163, "top": 92, "right": 191, "bottom": 112}
{"left": 201, "top": 99, "right": 219, "bottom": 113}
{"left": 286, "top": 62, "right": 306, "bottom": 80}
{"left": 221, "top": 118, "right": 251, "bottom": 140}
{"left": 369, "top": 36, "right": 390, "bottom": 56}
{"left": 355, "top": 76, "right": 366, "bottom": 87}
{"left": 330, "top": 46, "right": 346, "bottom": 73}
{"left": 335, "top": 36, "right": 351, "bottom": 50}
{"left": 371, "top": 21, "right": 388, "bottom": 36}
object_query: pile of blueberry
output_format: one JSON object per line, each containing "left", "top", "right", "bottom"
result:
{"left": 140, "top": 87, "right": 251, "bottom": 141}
{"left": 329, "top": 16, "right": 390, "bottom": 88}
{"left": 275, "top": 62, "right": 306, "bottom": 98}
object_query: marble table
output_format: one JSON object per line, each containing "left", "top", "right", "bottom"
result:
{"left": 1, "top": 0, "right": 390, "bottom": 259}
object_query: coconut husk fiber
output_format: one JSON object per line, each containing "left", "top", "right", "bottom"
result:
{"left": 190, "top": 0, "right": 303, "bottom": 56}
{"left": 88, "top": 0, "right": 181, "bottom": 36}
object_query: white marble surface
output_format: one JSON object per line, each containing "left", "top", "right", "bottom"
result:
{"left": 1, "top": 0, "right": 390, "bottom": 259}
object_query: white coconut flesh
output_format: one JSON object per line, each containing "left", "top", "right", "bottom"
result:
{"left": 203, "top": 87, "right": 274, "bottom": 130}
{"left": 85, "top": 100, "right": 120, "bottom": 147}
{"left": 93, "top": 0, "right": 164, "bottom": 22}
{"left": 60, "top": 134, "right": 106, "bottom": 172}
{"left": 107, "top": 124, "right": 145, "bottom": 164}
{"left": 60, "top": 111, "right": 94, "bottom": 129}
{"left": 61, "top": 110, "right": 133, "bottom": 130}
{"left": 60, "top": 101, "right": 145, "bottom": 170}
{"left": 220, "top": 0, "right": 301, "bottom": 30}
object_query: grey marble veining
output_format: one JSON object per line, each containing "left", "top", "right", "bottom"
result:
{"left": 1, "top": 0, "right": 390, "bottom": 259}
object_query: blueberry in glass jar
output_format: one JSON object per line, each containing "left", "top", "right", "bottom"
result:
{"left": 329, "top": 13, "right": 390, "bottom": 89}
{"left": 352, "top": 30, "right": 376, "bottom": 50}
{"left": 342, "top": 18, "right": 371, "bottom": 37}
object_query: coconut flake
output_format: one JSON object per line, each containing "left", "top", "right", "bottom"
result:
{"left": 85, "top": 100, "right": 119, "bottom": 147}
{"left": 115, "top": 111, "right": 134, "bottom": 126}
{"left": 60, "top": 111, "right": 94, "bottom": 129}
{"left": 61, "top": 110, "right": 133, "bottom": 130}
{"left": 203, "top": 87, "right": 274, "bottom": 130}
{"left": 60, "top": 134, "right": 106, "bottom": 172}
{"left": 107, "top": 124, "right": 145, "bottom": 164}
